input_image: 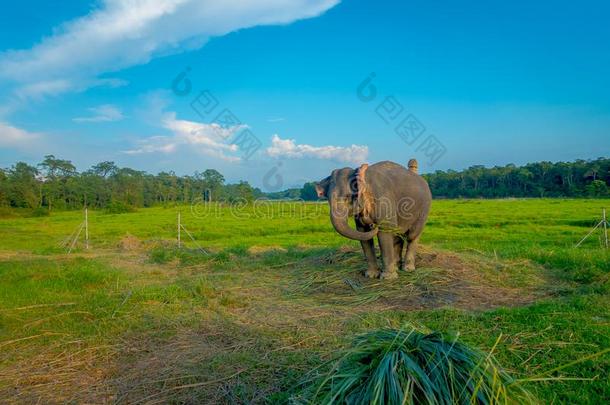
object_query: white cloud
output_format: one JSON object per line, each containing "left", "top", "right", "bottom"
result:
{"left": 73, "top": 104, "right": 125, "bottom": 123}
{"left": 123, "top": 136, "right": 179, "bottom": 154}
{"left": 0, "top": 122, "right": 41, "bottom": 148}
{"left": 13, "top": 78, "right": 128, "bottom": 102}
{"left": 0, "top": 0, "right": 339, "bottom": 98}
{"left": 123, "top": 113, "right": 244, "bottom": 162}
{"left": 14, "top": 80, "right": 74, "bottom": 101}
{"left": 266, "top": 134, "right": 368, "bottom": 164}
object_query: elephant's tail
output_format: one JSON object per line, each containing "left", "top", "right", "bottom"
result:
{"left": 408, "top": 158, "right": 418, "bottom": 173}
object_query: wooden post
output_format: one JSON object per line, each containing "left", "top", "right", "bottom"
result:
{"left": 85, "top": 208, "right": 89, "bottom": 250}
{"left": 602, "top": 208, "right": 608, "bottom": 249}
{"left": 178, "top": 212, "right": 181, "bottom": 248}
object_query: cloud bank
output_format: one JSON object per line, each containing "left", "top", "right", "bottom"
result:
{"left": 0, "top": 122, "right": 41, "bottom": 149}
{"left": 266, "top": 134, "right": 368, "bottom": 164}
{"left": 124, "top": 113, "right": 244, "bottom": 162}
{"left": 0, "top": 0, "right": 339, "bottom": 98}
{"left": 126, "top": 116, "right": 368, "bottom": 165}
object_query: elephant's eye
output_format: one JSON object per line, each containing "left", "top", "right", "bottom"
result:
{"left": 349, "top": 177, "right": 359, "bottom": 194}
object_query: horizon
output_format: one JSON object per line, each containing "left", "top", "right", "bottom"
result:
{"left": 1, "top": 1, "right": 609, "bottom": 190}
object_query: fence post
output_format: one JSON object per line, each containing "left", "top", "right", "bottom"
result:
{"left": 603, "top": 208, "right": 608, "bottom": 249}
{"left": 85, "top": 208, "right": 89, "bottom": 250}
{"left": 178, "top": 211, "right": 181, "bottom": 248}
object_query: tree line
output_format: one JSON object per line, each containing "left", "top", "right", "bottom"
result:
{"left": 295, "top": 158, "right": 610, "bottom": 200}
{"left": 0, "top": 156, "right": 608, "bottom": 212}
{"left": 422, "top": 157, "right": 609, "bottom": 198}
{"left": 0, "top": 156, "right": 260, "bottom": 212}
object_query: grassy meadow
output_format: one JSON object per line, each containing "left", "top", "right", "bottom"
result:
{"left": 0, "top": 199, "right": 608, "bottom": 403}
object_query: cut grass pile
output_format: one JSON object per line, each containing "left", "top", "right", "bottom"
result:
{"left": 294, "top": 326, "right": 530, "bottom": 405}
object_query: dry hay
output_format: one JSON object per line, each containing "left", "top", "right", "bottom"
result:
{"left": 117, "top": 233, "right": 143, "bottom": 252}
{"left": 285, "top": 245, "right": 547, "bottom": 311}
{"left": 107, "top": 324, "right": 291, "bottom": 404}
{"left": 0, "top": 322, "right": 273, "bottom": 404}
{"left": 0, "top": 250, "right": 22, "bottom": 260}
{"left": 0, "top": 340, "right": 117, "bottom": 404}
{"left": 109, "top": 329, "right": 238, "bottom": 404}
{"left": 0, "top": 331, "right": 248, "bottom": 404}
{"left": 247, "top": 245, "right": 287, "bottom": 255}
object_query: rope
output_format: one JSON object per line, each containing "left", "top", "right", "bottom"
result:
{"left": 67, "top": 222, "right": 85, "bottom": 254}
{"left": 180, "top": 224, "right": 209, "bottom": 255}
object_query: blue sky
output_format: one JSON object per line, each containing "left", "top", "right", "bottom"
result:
{"left": 0, "top": 0, "right": 609, "bottom": 190}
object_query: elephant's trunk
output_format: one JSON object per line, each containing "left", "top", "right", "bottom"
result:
{"left": 329, "top": 195, "right": 377, "bottom": 241}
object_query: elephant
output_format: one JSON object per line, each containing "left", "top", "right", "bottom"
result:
{"left": 316, "top": 160, "right": 432, "bottom": 280}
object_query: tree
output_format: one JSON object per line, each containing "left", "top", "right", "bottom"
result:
{"left": 586, "top": 180, "right": 609, "bottom": 197}
{"left": 236, "top": 181, "right": 255, "bottom": 201}
{"left": 111, "top": 168, "right": 145, "bottom": 207}
{"left": 199, "top": 169, "right": 225, "bottom": 201}
{"left": 8, "top": 162, "right": 41, "bottom": 208}
{"left": 38, "top": 155, "right": 77, "bottom": 210}
{"left": 0, "top": 169, "right": 9, "bottom": 206}
{"left": 156, "top": 171, "right": 179, "bottom": 204}
{"left": 91, "top": 161, "right": 118, "bottom": 178}
{"left": 39, "top": 155, "right": 76, "bottom": 178}
{"left": 300, "top": 182, "right": 319, "bottom": 201}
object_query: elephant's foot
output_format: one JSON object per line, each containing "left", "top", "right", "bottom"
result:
{"left": 402, "top": 261, "right": 415, "bottom": 271}
{"left": 364, "top": 267, "right": 381, "bottom": 278}
{"left": 380, "top": 270, "right": 398, "bottom": 280}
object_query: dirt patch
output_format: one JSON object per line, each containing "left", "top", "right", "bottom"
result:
{"left": 0, "top": 250, "right": 23, "bottom": 260}
{"left": 117, "top": 234, "right": 142, "bottom": 252}
{"left": 247, "top": 245, "right": 287, "bottom": 255}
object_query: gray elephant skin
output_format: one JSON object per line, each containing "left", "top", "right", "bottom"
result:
{"left": 316, "top": 160, "right": 432, "bottom": 280}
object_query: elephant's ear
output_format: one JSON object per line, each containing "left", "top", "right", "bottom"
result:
{"left": 356, "top": 164, "right": 374, "bottom": 218}
{"left": 357, "top": 164, "right": 368, "bottom": 192}
{"left": 315, "top": 176, "right": 331, "bottom": 198}
{"left": 315, "top": 183, "right": 326, "bottom": 198}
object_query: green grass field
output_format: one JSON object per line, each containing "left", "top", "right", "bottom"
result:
{"left": 0, "top": 199, "right": 608, "bottom": 403}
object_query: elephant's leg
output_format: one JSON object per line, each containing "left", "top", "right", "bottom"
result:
{"left": 356, "top": 218, "right": 379, "bottom": 278}
{"left": 394, "top": 236, "right": 404, "bottom": 270}
{"left": 378, "top": 232, "right": 399, "bottom": 280}
{"left": 404, "top": 234, "right": 420, "bottom": 271}
{"left": 361, "top": 239, "right": 380, "bottom": 278}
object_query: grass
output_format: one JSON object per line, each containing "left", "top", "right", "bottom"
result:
{"left": 294, "top": 326, "right": 529, "bottom": 405}
{"left": 0, "top": 199, "right": 608, "bottom": 403}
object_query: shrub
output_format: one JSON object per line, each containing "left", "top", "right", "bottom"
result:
{"left": 585, "top": 180, "right": 609, "bottom": 197}
{"left": 0, "top": 207, "right": 20, "bottom": 218}
{"left": 105, "top": 200, "right": 136, "bottom": 214}
{"left": 149, "top": 245, "right": 178, "bottom": 264}
{"left": 29, "top": 207, "right": 50, "bottom": 217}
{"left": 295, "top": 326, "right": 531, "bottom": 405}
